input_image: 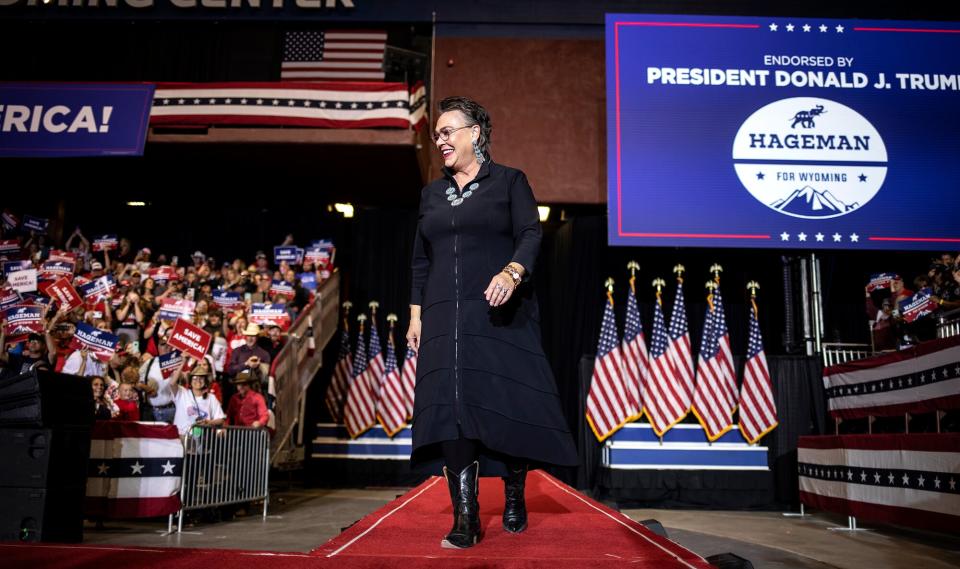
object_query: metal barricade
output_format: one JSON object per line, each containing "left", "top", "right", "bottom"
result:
{"left": 171, "top": 425, "right": 270, "bottom": 533}
{"left": 821, "top": 343, "right": 872, "bottom": 367}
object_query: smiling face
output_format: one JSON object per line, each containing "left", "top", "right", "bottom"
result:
{"left": 434, "top": 111, "right": 480, "bottom": 173}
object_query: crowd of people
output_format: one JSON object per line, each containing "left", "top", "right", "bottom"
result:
{"left": 866, "top": 252, "right": 960, "bottom": 351}
{"left": 0, "top": 225, "right": 334, "bottom": 436}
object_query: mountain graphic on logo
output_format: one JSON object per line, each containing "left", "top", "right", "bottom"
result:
{"left": 769, "top": 186, "right": 859, "bottom": 218}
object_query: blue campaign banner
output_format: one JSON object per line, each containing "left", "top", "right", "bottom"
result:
{"left": 298, "top": 272, "right": 317, "bottom": 291}
{"left": 3, "top": 260, "right": 31, "bottom": 275}
{"left": 606, "top": 14, "right": 960, "bottom": 251}
{"left": 274, "top": 246, "right": 302, "bottom": 264}
{"left": 0, "top": 83, "right": 155, "bottom": 157}
{"left": 212, "top": 290, "right": 242, "bottom": 309}
{"left": 22, "top": 215, "right": 49, "bottom": 234}
{"left": 899, "top": 287, "right": 938, "bottom": 323}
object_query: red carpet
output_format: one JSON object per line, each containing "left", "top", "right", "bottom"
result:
{"left": 3, "top": 470, "right": 713, "bottom": 568}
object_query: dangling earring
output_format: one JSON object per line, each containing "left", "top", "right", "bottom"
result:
{"left": 472, "top": 137, "right": 485, "bottom": 166}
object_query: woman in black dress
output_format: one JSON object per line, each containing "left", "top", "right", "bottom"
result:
{"left": 406, "top": 96, "right": 577, "bottom": 549}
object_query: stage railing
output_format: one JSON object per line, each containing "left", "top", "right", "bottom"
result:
{"left": 821, "top": 343, "right": 872, "bottom": 367}
{"left": 937, "top": 308, "right": 960, "bottom": 339}
{"left": 269, "top": 272, "right": 340, "bottom": 467}
{"left": 171, "top": 425, "right": 270, "bottom": 533}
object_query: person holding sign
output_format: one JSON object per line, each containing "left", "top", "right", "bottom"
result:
{"left": 406, "top": 97, "right": 577, "bottom": 549}
{"left": 172, "top": 365, "right": 225, "bottom": 436}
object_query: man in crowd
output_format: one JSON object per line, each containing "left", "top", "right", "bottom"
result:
{"left": 226, "top": 323, "right": 271, "bottom": 380}
{"left": 227, "top": 369, "right": 269, "bottom": 429}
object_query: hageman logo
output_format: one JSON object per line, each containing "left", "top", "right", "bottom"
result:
{"left": 733, "top": 97, "right": 887, "bottom": 219}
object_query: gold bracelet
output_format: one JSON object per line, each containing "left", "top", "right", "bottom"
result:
{"left": 502, "top": 266, "right": 522, "bottom": 288}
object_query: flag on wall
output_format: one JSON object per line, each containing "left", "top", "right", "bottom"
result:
{"left": 282, "top": 30, "right": 387, "bottom": 81}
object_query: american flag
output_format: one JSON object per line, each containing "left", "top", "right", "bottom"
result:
{"left": 692, "top": 285, "right": 739, "bottom": 441}
{"left": 586, "top": 292, "right": 635, "bottom": 441}
{"left": 738, "top": 300, "right": 778, "bottom": 444}
{"left": 324, "top": 323, "right": 352, "bottom": 423}
{"left": 343, "top": 320, "right": 376, "bottom": 438}
{"left": 281, "top": 30, "right": 386, "bottom": 81}
{"left": 401, "top": 345, "right": 418, "bottom": 419}
{"left": 366, "top": 314, "right": 386, "bottom": 409}
{"left": 620, "top": 277, "right": 647, "bottom": 417}
{"left": 377, "top": 327, "right": 408, "bottom": 437}
{"left": 644, "top": 293, "right": 689, "bottom": 437}
{"left": 666, "top": 280, "right": 695, "bottom": 412}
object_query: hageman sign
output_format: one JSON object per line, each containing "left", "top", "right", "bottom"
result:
{"left": 607, "top": 14, "right": 960, "bottom": 251}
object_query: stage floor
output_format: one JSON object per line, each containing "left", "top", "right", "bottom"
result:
{"left": 35, "top": 479, "right": 960, "bottom": 569}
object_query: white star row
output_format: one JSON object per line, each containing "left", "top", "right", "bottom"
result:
{"left": 769, "top": 23, "right": 845, "bottom": 33}
{"left": 801, "top": 466, "right": 957, "bottom": 491}
{"left": 158, "top": 98, "right": 405, "bottom": 109}
{"left": 95, "top": 460, "right": 177, "bottom": 475}
{"left": 779, "top": 232, "right": 859, "bottom": 243}
{"left": 832, "top": 365, "right": 958, "bottom": 397}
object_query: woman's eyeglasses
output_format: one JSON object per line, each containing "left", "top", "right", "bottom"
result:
{"left": 431, "top": 125, "right": 473, "bottom": 143}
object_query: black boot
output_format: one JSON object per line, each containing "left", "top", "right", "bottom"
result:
{"left": 502, "top": 464, "right": 528, "bottom": 533}
{"left": 441, "top": 461, "right": 481, "bottom": 548}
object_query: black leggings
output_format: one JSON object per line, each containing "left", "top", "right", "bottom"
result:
{"left": 441, "top": 437, "right": 479, "bottom": 474}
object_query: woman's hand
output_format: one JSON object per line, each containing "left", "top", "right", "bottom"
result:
{"left": 484, "top": 272, "right": 515, "bottom": 307}
{"left": 405, "top": 316, "right": 422, "bottom": 354}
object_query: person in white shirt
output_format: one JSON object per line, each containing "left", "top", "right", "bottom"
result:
{"left": 62, "top": 346, "right": 106, "bottom": 377}
{"left": 173, "top": 366, "right": 225, "bottom": 436}
{"left": 140, "top": 330, "right": 179, "bottom": 423}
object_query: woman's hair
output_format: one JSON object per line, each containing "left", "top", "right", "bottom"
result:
{"left": 438, "top": 96, "right": 492, "bottom": 159}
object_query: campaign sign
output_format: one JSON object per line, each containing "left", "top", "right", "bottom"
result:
{"left": 22, "top": 215, "right": 49, "bottom": 234}
{"left": 40, "top": 260, "right": 75, "bottom": 280}
{"left": 3, "top": 260, "right": 32, "bottom": 275}
{"left": 249, "top": 303, "right": 292, "bottom": 330}
{"left": 1, "top": 212, "right": 18, "bottom": 232}
{"left": 0, "top": 287, "right": 21, "bottom": 310}
{"left": 0, "top": 83, "right": 155, "bottom": 157}
{"left": 898, "top": 288, "right": 939, "bottom": 323}
{"left": 78, "top": 275, "right": 116, "bottom": 301}
{"left": 0, "top": 240, "right": 20, "bottom": 256}
{"left": 47, "top": 249, "right": 76, "bottom": 263}
{"left": 3, "top": 305, "right": 43, "bottom": 337}
{"left": 867, "top": 272, "right": 899, "bottom": 292}
{"left": 212, "top": 290, "right": 242, "bottom": 309}
{"left": 298, "top": 272, "right": 317, "bottom": 291}
{"left": 274, "top": 246, "right": 300, "bottom": 265}
{"left": 158, "top": 297, "right": 195, "bottom": 322}
{"left": 607, "top": 14, "right": 960, "bottom": 250}
{"left": 92, "top": 234, "right": 118, "bottom": 252}
{"left": 158, "top": 349, "right": 184, "bottom": 379}
{"left": 305, "top": 248, "right": 331, "bottom": 268}
{"left": 47, "top": 277, "right": 83, "bottom": 311}
{"left": 167, "top": 318, "right": 211, "bottom": 361}
{"left": 7, "top": 269, "right": 37, "bottom": 293}
{"left": 269, "top": 280, "right": 295, "bottom": 299}
{"left": 71, "top": 322, "right": 119, "bottom": 362}
{"left": 148, "top": 265, "right": 179, "bottom": 283}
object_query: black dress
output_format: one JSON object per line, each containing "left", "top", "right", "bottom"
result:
{"left": 410, "top": 160, "right": 578, "bottom": 476}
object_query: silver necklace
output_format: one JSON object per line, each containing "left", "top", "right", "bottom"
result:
{"left": 446, "top": 182, "right": 479, "bottom": 207}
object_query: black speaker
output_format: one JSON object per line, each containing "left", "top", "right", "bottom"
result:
{"left": 0, "top": 486, "right": 85, "bottom": 543}
{"left": 706, "top": 552, "right": 755, "bottom": 569}
{"left": 0, "top": 369, "right": 94, "bottom": 427}
{"left": 639, "top": 518, "right": 669, "bottom": 538}
{"left": 0, "top": 428, "right": 91, "bottom": 488}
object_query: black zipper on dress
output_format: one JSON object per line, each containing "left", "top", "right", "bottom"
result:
{"left": 452, "top": 185, "right": 462, "bottom": 427}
